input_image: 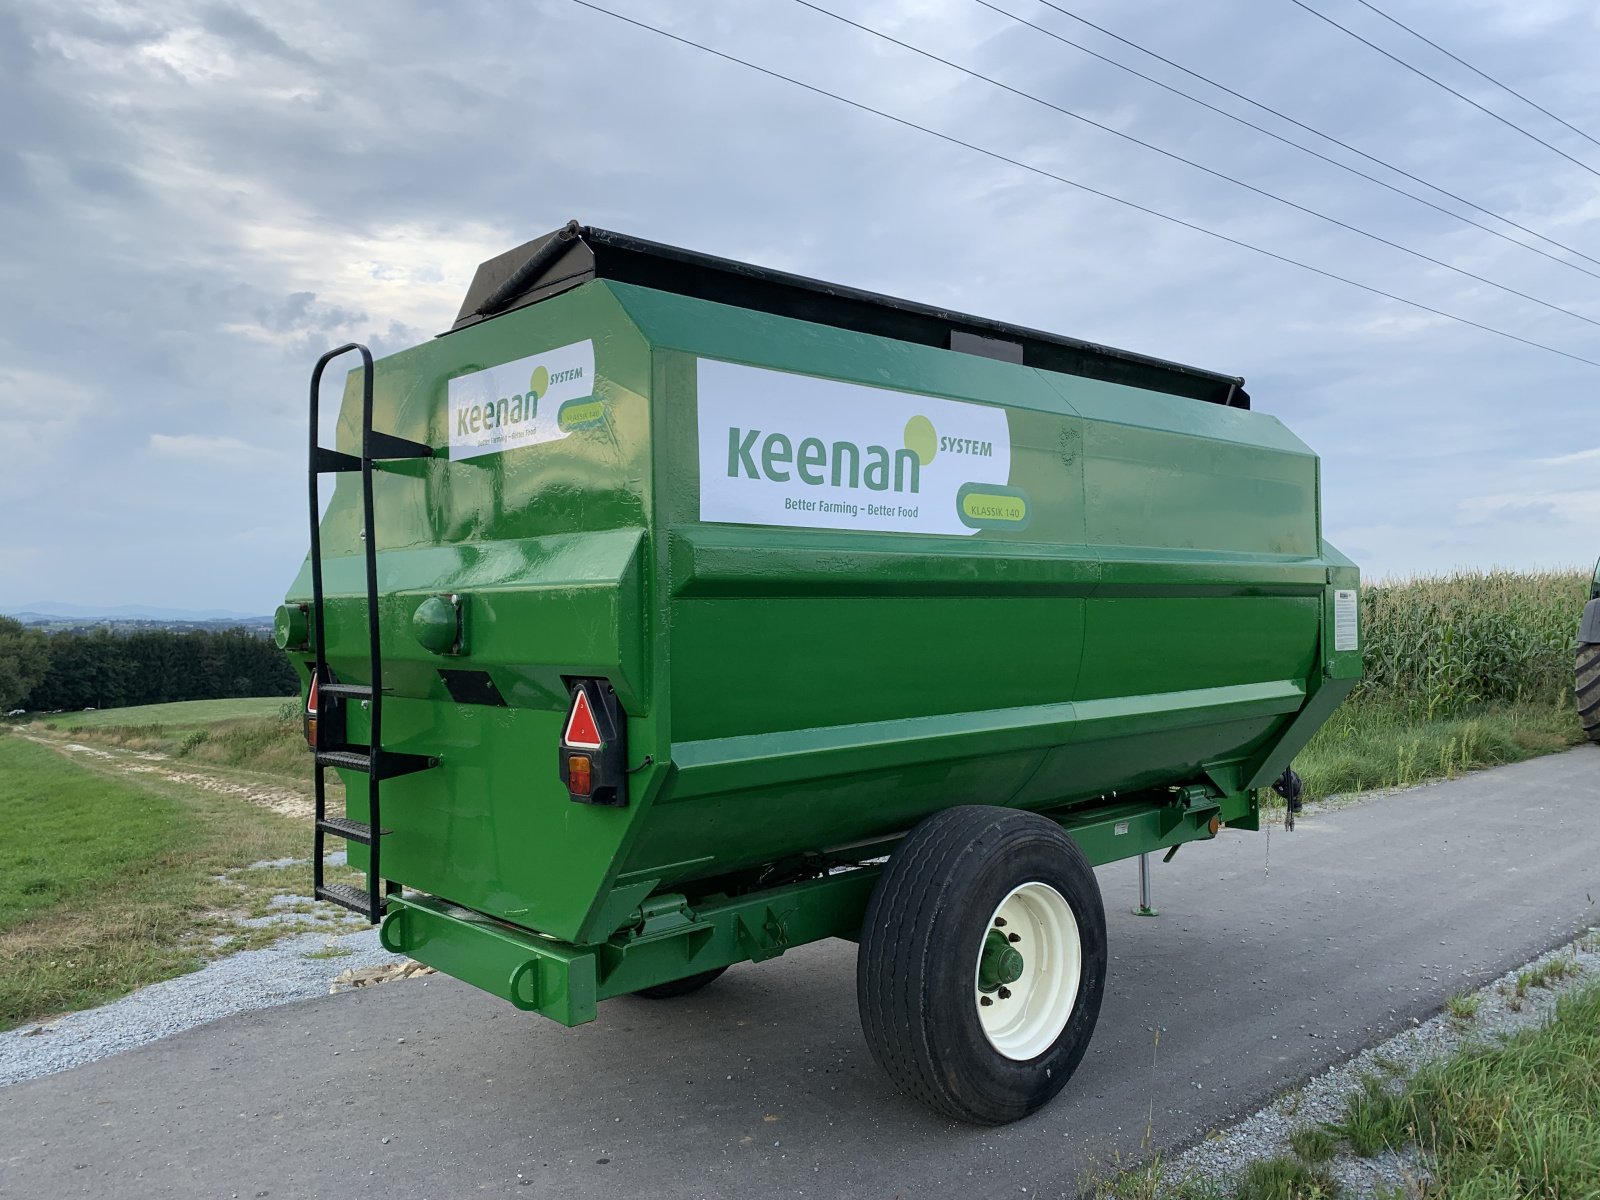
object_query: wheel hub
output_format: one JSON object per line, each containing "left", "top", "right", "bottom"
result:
{"left": 973, "top": 881, "right": 1083, "bottom": 1060}
{"left": 978, "top": 929, "right": 1024, "bottom": 992}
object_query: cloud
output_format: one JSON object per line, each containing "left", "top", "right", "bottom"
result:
{"left": 0, "top": 367, "right": 98, "bottom": 501}
{"left": 1538, "top": 446, "right": 1600, "bottom": 467}
{"left": 148, "top": 433, "right": 280, "bottom": 465}
{"left": 3, "top": 0, "right": 1600, "bottom": 609}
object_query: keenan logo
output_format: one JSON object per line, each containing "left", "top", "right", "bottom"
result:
{"left": 453, "top": 360, "right": 587, "bottom": 438}
{"left": 724, "top": 414, "right": 991, "bottom": 494}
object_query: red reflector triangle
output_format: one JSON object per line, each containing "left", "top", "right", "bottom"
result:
{"left": 307, "top": 674, "right": 319, "bottom": 716}
{"left": 563, "top": 688, "right": 603, "bottom": 749}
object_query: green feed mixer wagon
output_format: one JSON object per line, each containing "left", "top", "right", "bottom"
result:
{"left": 276, "top": 221, "right": 1360, "bottom": 1124}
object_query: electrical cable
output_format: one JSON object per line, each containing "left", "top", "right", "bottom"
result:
{"left": 565, "top": 0, "right": 1600, "bottom": 370}
{"left": 1025, "top": 0, "right": 1600, "bottom": 272}
{"left": 1287, "top": 0, "right": 1600, "bottom": 181}
{"left": 1351, "top": 0, "right": 1600, "bottom": 153}
{"left": 793, "top": 0, "right": 1600, "bottom": 331}
{"left": 976, "top": 0, "right": 1600, "bottom": 283}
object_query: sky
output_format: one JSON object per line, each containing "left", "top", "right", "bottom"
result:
{"left": 2, "top": 0, "right": 1598, "bottom": 614}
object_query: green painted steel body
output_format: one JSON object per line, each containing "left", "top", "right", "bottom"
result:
{"left": 284, "top": 277, "right": 1359, "bottom": 1023}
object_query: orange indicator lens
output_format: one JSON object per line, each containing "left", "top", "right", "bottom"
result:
{"left": 568, "top": 754, "right": 593, "bottom": 797}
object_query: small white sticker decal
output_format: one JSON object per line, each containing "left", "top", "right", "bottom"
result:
{"left": 448, "top": 339, "right": 595, "bottom": 460}
{"left": 1334, "top": 589, "right": 1359, "bottom": 652}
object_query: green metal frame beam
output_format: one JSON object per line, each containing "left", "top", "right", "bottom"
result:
{"left": 380, "top": 787, "right": 1254, "bottom": 1028}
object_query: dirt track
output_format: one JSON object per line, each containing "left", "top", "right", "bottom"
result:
{"left": 16, "top": 729, "right": 316, "bottom": 821}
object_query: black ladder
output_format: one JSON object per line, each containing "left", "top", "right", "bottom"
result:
{"left": 307, "top": 343, "right": 438, "bottom": 923}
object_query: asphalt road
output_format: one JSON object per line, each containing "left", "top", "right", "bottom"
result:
{"left": 3, "top": 745, "right": 1597, "bottom": 1200}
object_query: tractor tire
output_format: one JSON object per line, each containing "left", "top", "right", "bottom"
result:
{"left": 1577, "top": 642, "right": 1600, "bottom": 744}
{"left": 857, "top": 806, "right": 1107, "bottom": 1125}
{"left": 632, "top": 966, "right": 728, "bottom": 1000}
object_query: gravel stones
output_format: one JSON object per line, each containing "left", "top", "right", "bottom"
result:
{"left": 0, "top": 928, "right": 406, "bottom": 1087}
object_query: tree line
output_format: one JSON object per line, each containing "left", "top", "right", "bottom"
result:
{"left": 0, "top": 618, "right": 296, "bottom": 711}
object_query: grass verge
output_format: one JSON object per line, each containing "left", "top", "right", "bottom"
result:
{"left": 1333, "top": 982, "right": 1600, "bottom": 1197}
{"left": 1291, "top": 697, "right": 1582, "bottom": 801}
{"left": 0, "top": 732, "right": 349, "bottom": 1030}
{"left": 30, "top": 694, "right": 320, "bottom": 784}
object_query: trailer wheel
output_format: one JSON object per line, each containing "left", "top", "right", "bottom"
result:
{"left": 1578, "top": 642, "right": 1600, "bottom": 744}
{"left": 857, "top": 806, "right": 1106, "bottom": 1125}
{"left": 633, "top": 966, "right": 728, "bottom": 1000}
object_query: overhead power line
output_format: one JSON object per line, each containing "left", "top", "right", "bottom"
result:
{"left": 565, "top": 0, "right": 1600, "bottom": 370}
{"left": 793, "top": 0, "right": 1600, "bottom": 333}
{"left": 1351, "top": 0, "right": 1600, "bottom": 153}
{"left": 1287, "top": 0, "right": 1600, "bottom": 181}
{"left": 976, "top": 0, "right": 1600, "bottom": 284}
{"left": 1023, "top": 0, "right": 1600, "bottom": 274}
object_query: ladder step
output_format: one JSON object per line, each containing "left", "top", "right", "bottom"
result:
{"left": 366, "top": 430, "right": 434, "bottom": 461}
{"left": 315, "top": 882, "right": 381, "bottom": 919}
{"left": 314, "top": 446, "right": 363, "bottom": 473}
{"left": 317, "top": 816, "right": 384, "bottom": 845}
{"left": 319, "top": 682, "right": 374, "bottom": 701}
{"left": 316, "top": 749, "right": 372, "bottom": 773}
{"left": 316, "top": 748, "right": 439, "bottom": 780}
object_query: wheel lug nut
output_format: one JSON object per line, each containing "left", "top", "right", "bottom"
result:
{"left": 997, "top": 986, "right": 1012, "bottom": 1000}
{"left": 1007, "top": 933, "right": 1020, "bottom": 943}
{"left": 980, "top": 995, "right": 994, "bottom": 1007}
{"left": 994, "top": 917, "right": 1007, "bottom": 927}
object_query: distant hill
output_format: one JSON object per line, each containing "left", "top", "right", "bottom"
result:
{"left": 4, "top": 601, "right": 270, "bottom": 623}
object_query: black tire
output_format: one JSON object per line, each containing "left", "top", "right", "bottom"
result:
{"left": 1578, "top": 642, "right": 1600, "bottom": 744}
{"left": 632, "top": 966, "right": 728, "bottom": 1000}
{"left": 857, "top": 805, "right": 1107, "bottom": 1125}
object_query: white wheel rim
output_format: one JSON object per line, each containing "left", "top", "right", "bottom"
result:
{"left": 974, "top": 881, "right": 1081, "bottom": 1061}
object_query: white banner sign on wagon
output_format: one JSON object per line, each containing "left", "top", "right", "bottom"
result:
{"left": 447, "top": 339, "right": 595, "bottom": 460}
{"left": 696, "top": 358, "right": 1012, "bottom": 536}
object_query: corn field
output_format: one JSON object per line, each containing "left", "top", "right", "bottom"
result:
{"left": 1355, "top": 568, "right": 1590, "bottom": 719}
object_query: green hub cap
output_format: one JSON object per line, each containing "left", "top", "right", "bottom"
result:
{"left": 272, "top": 604, "right": 307, "bottom": 651}
{"left": 977, "top": 928, "right": 1024, "bottom": 993}
{"left": 412, "top": 594, "right": 461, "bottom": 655}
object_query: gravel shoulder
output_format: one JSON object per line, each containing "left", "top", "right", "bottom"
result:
{"left": 0, "top": 926, "right": 406, "bottom": 1087}
{"left": 1162, "top": 925, "right": 1600, "bottom": 1197}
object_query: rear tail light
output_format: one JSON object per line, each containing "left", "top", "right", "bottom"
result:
{"left": 566, "top": 754, "right": 593, "bottom": 797}
{"left": 558, "top": 679, "right": 628, "bottom": 806}
{"left": 304, "top": 674, "right": 319, "bottom": 749}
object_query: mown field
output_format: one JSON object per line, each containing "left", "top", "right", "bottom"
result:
{"left": 0, "top": 731, "right": 310, "bottom": 1029}
{"left": 39, "top": 696, "right": 290, "bottom": 731}
{"left": 0, "top": 698, "right": 356, "bottom": 1031}
{"left": 36, "top": 695, "right": 317, "bottom": 778}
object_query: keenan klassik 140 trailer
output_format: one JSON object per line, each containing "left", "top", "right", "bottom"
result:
{"left": 276, "top": 222, "right": 1360, "bottom": 1124}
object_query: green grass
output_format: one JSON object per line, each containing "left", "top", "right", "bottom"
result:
{"left": 1079, "top": 1158, "right": 1222, "bottom": 1200}
{"left": 39, "top": 696, "right": 291, "bottom": 731}
{"left": 31, "top": 696, "right": 317, "bottom": 783}
{"left": 1333, "top": 1074, "right": 1409, "bottom": 1157}
{"left": 1447, "top": 992, "right": 1481, "bottom": 1023}
{"left": 1333, "top": 983, "right": 1600, "bottom": 1198}
{"left": 1085, "top": 1153, "right": 1339, "bottom": 1200}
{"left": 1287, "top": 1126, "right": 1338, "bottom": 1164}
{"left": 157, "top": 713, "right": 313, "bottom": 777}
{"left": 0, "top": 732, "right": 342, "bottom": 1030}
{"left": 301, "top": 944, "right": 354, "bottom": 960}
{"left": 1233, "top": 1157, "right": 1340, "bottom": 1200}
{"left": 1294, "top": 697, "right": 1582, "bottom": 801}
